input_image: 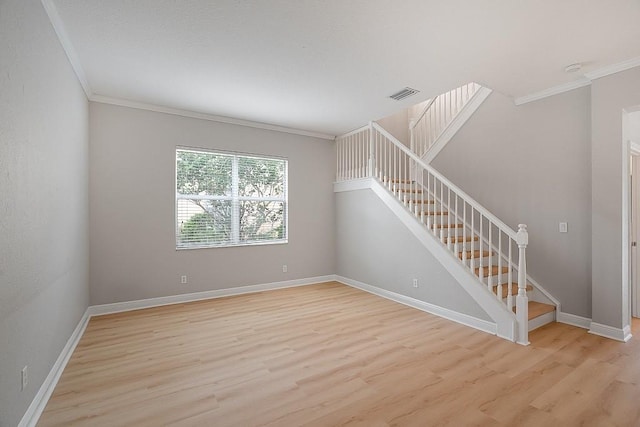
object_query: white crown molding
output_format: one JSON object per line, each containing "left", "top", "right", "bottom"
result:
{"left": 515, "top": 56, "right": 640, "bottom": 106}
{"left": 514, "top": 78, "right": 591, "bottom": 106}
{"left": 89, "top": 95, "right": 336, "bottom": 141}
{"left": 589, "top": 322, "right": 632, "bottom": 342}
{"left": 585, "top": 56, "right": 640, "bottom": 80}
{"left": 335, "top": 275, "right": 497, "bottom": 335}
{"left": 40, "top": 0, "right": 92, "bottom": 98}
{"left": 18, "top": 309, "right": 90, "bottom": 427}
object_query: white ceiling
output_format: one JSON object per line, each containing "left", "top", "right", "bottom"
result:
{"left": 49, "top": 0, "right": 640, "bottom": 137}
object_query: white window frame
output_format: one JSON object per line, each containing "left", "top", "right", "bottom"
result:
{"left": 176, "top": 147, "right": 288, "bottom": 249}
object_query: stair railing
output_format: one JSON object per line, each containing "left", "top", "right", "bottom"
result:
{"left": 410, "top": 82, "right": 481, "bottom": 158}
{"left": 336, "top": 122, "right": 529, "bottom": 344}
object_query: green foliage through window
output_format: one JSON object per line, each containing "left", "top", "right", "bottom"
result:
{"left": 176, "top": 148, "right": 287, "bottom": 248}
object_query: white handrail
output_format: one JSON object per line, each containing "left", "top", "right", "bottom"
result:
{"left": 336, "top": 121, "right": 530, "bottom": 344}
{"left": 410, "top": 82, "right": 481, "bottom": 158}
{"left": 372, "top": 122, "right": 517, "bottom": 239}
{"left": 410, "top": 97, "right": 437, "bottom": 130}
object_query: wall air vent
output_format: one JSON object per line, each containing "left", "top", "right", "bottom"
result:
{"left": 389, "top": 87, "right": 420, "bottom": 101}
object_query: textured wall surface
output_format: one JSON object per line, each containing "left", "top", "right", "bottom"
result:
{"left": 0, "top": 1, "right": 90, "bottom": 425}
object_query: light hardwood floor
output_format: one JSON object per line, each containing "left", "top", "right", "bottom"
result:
{"left": 39, "top": 282, "right": 640, "bottom": 426}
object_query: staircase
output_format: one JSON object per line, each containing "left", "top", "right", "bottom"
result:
{"left": 335, "top": 121, "right": 557, "bottom": 345}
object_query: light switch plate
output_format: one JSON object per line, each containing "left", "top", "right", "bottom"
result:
{"left": 559, "top": 222, "right": 568, "bottom": 233}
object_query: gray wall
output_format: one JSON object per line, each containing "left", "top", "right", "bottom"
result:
{"left": 89, "top": 102, "right": 335, "bottom": 305}
{"left": 432, "top": 88, "right": 592, "bottom": 318}
{"left": 0, "top": 1, "right": 90, "bottom": 426}
{"left": 336, "top": 189, "right": 491, "bottom": 321}
{"left": 591, "top": 68, "right": 640, "bottom": 329}
{"left": 376, "top": 109, "right": 409, "bottom": 146}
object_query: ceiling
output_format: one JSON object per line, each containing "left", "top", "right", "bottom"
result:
{"left": 49, "top": 0, "right": 640, "bottom": 137}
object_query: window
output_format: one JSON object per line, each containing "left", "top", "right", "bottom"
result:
{"left": 176, "top": 148, "right": 288, "bottom": 249}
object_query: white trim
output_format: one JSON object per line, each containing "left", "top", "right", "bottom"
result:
{"left": 18, "top": 309, "right": 91, "bottom": 427}
{"left": 630, "top": 140, "right": 640, "bottom": 156}
{"left": 89, "top": 275, "right": 335, "bottom": 316}
{"left": 514, "top": 56, "right": 640, "bottom": 106}
{"left": 589, "top": 322, "right": 632, "bottom": 342}
{"left": 40, "top": 0, "right": 92, "bottom": 98}
{"left": 335, "top": 275, "right": 497, "bottom": 336}
{"left": 90, "top": 95, "right": 335, "bottom": 141}
{"left": 556, "top": 311, "right": 591, "bottom": 329}
{"left": 363, "top": 179, "right": 519, "bottom": 341}
{"left": 529, "top": 310, "right": 555, "bottom": 332}
{"left": 585, "top": 56, "right": 640, "bottom": 81}
{"left": 423, "top": 87, "right": 493, "bottom": 163}
{"left": 18, "top": 275, "right": 336, "bottom": 426}
{"left": 514, "top": 78, "right": 591, "bottom": 106}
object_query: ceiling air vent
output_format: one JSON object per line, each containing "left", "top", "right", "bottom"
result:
{"left": 389, "top": 87, "right": 420, "bottom": 101}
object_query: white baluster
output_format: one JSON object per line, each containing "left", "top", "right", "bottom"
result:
{"left": 497, "top": 230, "right": 503, "bottom": 302}
{"left": 487, "top": 224, "right": 492, "bottom": 292}
{"left": 462, "top": 201, "right": 467, "bottom": 264}
{"left": 470, "top": 209, "right": 475, "bottom": 273}
{"left": 516, "top": 224, "right": 529, "bottom": 345}
{"left": 478, "top": 215, "right": 483, "bottom": 279}
{"left": 507, "top": 239, "right": 513, "bottom": 308}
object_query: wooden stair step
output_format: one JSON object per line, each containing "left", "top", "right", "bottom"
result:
{"left": 513, "top": 301, "right": 556, "bottom": 320}
{"left": 434, "top": 223, "right": 464, "bottom": 229}
{"left": 443, "top": 235, "right": 478, "bottom": 244}
{"left": 475, "top": 265, "right": 510, "bottom": 277}
{"left": 383, "top": 178, "right": 413, "bottom": 184}
{"left": 492, "top": 283, "right": 533, "bottom": 299}
{"left": 458, "top": 250, "right": 492, "bottom": 260}
{"left": 421, "top": 210, "right": 448, "bottom": 216}
{"left": 396, "top": 188, "right": 423, "bottom": 194}
{"left": 412, "top": 200, "right": 436, "bottom": 205}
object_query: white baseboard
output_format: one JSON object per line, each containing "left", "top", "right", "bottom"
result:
{"left": 589, "top": 322, "right": 633, "bottom": 342}
{"left": 19, "top": 275, "right": 335, "bottom": 426}
{"left": 18, "top": 309, "right": 91, "bottom": 427}
{"left": 89, "top": 275, "right": 336, "bottom": 316}
{"left": 335, "top": 275, "right": 497, "bottom": 336}
{"left": 556, "top": 311, "right": 592, "bottom": 329}
{"left": 529, "top": 311, "right": 555, "bottom": 332}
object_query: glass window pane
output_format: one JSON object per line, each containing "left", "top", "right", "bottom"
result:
{"left": 238, "top": 156, "right": 285, "bottom": 198}
{"left": 177, "top": 200, "right": 232, "bottom": 247}
{"left": 176, "top": 150, "right": 232, "bottom": 196}
{"left": 239, "top": 200, "right": 285, "bottom": 242}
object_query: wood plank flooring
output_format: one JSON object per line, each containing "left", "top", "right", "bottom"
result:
{"left": 38, "top": 282, "right": 640, "bottom": 426}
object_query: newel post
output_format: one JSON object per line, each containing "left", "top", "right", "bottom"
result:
{"left": 516, "top": 224, "right": 529, "bottom": 345}
{"left": 368, "top": 121, "right": 374, "bottom": 177}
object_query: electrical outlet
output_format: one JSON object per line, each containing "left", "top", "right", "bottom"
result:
{"left": 181, "top": 275, "right": 188, "bottom": 284}
{"left": 21, "top": 366, "right": 28, "bottom": 391}
{"left": 412, "top": 278, "right": 418, "bottom": 288}
{"left": 282, "top": 265, "right": 288, "bottom": 273}
{"left": 559, "top": 222, "right": 568, "bottom": 233}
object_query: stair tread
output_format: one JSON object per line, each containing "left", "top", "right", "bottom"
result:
{"left": 458, "top": 250, "right": 492, "bottom": 259}
{"left": 513, "top": 301, "right": 556, "bottom": 320}
{"left": 492, "top": 283, "right": 533, "bottom": 299}
{"left": 397, "top": 188, "right": 423, "bottom": 193}
{"left": 475, "top": 265, "right": 510, "bottom": 277}
{"left": 434, "top": 223, "right": 464, "bottom": 229}
{"left": 383, "top": 178, "right": 413, "bottom": 184}
{"left": 421, "top": 211, "right": 448, "bottom": 216}
{"left": 443, "top": 235, "right": 478, "bottom": 243}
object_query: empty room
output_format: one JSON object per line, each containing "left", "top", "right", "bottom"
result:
{"left": 3, "top": 0, "right": 640, "bottom": 426}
